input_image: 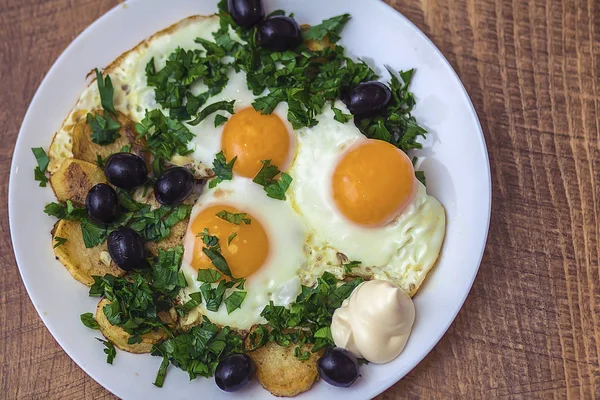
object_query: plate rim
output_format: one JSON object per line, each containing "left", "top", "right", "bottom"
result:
{"left": 9, "top": 0, "right": 492, "bottom": 398}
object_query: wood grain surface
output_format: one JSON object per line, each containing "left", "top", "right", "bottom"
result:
{"left": 1, "top": 0, "right": 599, "bottom": 398}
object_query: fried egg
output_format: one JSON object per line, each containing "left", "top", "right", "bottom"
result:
{"left": 180, "top": 178, "right": 305, "bottom": 329}
{"left": 289, "top": 102, "right": 446, "bottom": 296}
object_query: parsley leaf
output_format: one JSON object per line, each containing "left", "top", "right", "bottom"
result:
{"left": 415, "top": 170, "right": 426, "bottom": 186}
{"left": 209, "top": 151, "right": 236, "bottom": 188}
{"left": 214, "top": 114, "right": 228, "bottom": 127}
{"left": 80, "top": 313, "right": 100, "bottom": 329}
{"left": 32, "top": 147, "right": 49, "bottom": 187}
{"left": 53, "top": 236, "right": 68, "bottom": 248}
{"left": 200, "top": 281, "right": 227, "bottom": 312}
{"left": 331, "top": 104, "right": 352, "bottom": 123}
{"left": 189, "top": 100, "right": 235, "bottom": 126}
{"left": 87, "top": 112, "right": 121, "bottom": 145}
{"left": 227, "top": 232, "right": 237, "bottom": 245}
{"left": 154, "top": 357, "right": 170, "bottom": 387}
{"left": 343, "top": 260, "right": 361, "bottom": 274}
{"left": 264, "top": 172, "right": 292, "bottom": 200}
{"left": 303, "top": 14, "right": 351, "bottom": 43}
{"left": 216, "top": 210, "right": 251, "bottom": 225}
{"left": 224, "top": 291, "right": 246, "bottom": 314}
{"left": 95, "top": 68, "right": 117, "bottom": 115}
{"left": 202, "top": 248, "right": 232, "bottom": 278}
{"left": 97, "top": 338, "right": 117, "bottom": 364}
{"left": 196, "top": 269, "right": 222, "bottom": 283}
{"left": 253, "top": 160, "right": 292, "bottom": 200}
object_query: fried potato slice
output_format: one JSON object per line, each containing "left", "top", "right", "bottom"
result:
{"left": 96, "top": 298, "right": 167, "bottom": 354}
{"left": 247, "top": 338, "right": 322, "bottom": 397}
{"left": 72, "top": 110, "right": 146, "bottom": 165}
{"left": 145, "top": 218, "right": 189, "bottom": 256}
{"left": 49, "top": 158, "right": 107, "bottom": 206}
{"left": 52, "top": 219, "right": 124, "bottom": 286}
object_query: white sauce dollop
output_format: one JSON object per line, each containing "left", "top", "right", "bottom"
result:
{"left": 331, "top": 280, "right": 415, "bottom": 364}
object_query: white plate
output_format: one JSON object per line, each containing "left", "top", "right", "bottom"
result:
{"left": 9, "top": 0, "right": 491, "bottom": 398}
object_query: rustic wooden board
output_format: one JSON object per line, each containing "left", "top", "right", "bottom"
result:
{"left": 1, "top": 0, "right": 598, "bottom": 398}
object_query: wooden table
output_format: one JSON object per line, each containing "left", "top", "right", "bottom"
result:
{"left": 1, "top": 0, "right": 598, "bottom": 398}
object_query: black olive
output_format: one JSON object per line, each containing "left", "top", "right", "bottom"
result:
{"left": 154, "top": 167, "right": 195, "bottom": 206}
{"left": 107, "top": 226, "right": 147, "bottom": 271}
{"left": 215, "top": 354, "right": 256, "bottom": 392}
{"left": 317, "top": 347, "right": 360, "bottom": 388}
{"left": 343, "top": 81, "right": 392, "bottom": 116}
{"left": 228, "top": 0, "right": 264, "bottom": 27}
{"left": 85, "top": 184, "right": 118, "bottom": 224}
{"left": 104, "top": 153, "right": 148, "bottom": 190}
{"left": 257, "top": 16, "right": 302, "bottom": 52}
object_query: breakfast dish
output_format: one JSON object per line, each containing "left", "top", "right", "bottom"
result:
{"left": 29, "top": 0, "right": 448, "bottom": 396}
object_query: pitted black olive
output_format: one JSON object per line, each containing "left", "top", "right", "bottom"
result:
{"left": 86, "top": 183, "right": 118, "bottom": 224}
{"left": 256, "top": 16, "right": 302, "bottom": 52}
{"left": 107, "top": 226, "right": 147, "bottom": 271}
{"left": 215, "top": 354, "right": 256, "bottom": 392}
{"left": 228, "top": 0, "right": 264, "bottom": 27}
{"left": 154, "top": 167, "right": 195, "bottom": 206}
{"left": 104, "top": 152, "right": 148, "bottom": 190}
{"left": 317, "top": 347, "right": 360, "bottom": 388}
{"left": 343, "top": 81, "right": 392, "bottom": 116}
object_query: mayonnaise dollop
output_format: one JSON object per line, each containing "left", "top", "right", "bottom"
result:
{"left": 331, "top": 280, "right": 415, "bottom": 364}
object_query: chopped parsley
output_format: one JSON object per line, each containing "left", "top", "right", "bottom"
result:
{"left": 302, "top": 13, "right": 351, "bottom": 43}
{"left": 196, "top": 269, "right": 222, "bottom": 283}
{"left": 97, "top": 338, "right": 117, "bottom": 364}
{"left": 135, "top": 109, "right": 194, "bottom": 173}
{"left": 80, "top": 313, "right": 100, "bottom": 330}
{"left": 32, "top": 147, "right": 49, "bottom": 187}
{"left": 224, "top": 291, "right": 246, "bottom": 314}
{"left": 252, "top": 160, "right": 292, "bottom": 200}
{"left": 53, "top": 236, "right": 68, "bottom": 248}
{"left": 87, "top": 112, "right": 121, "bottom": 145}
{"left": 197, "top": 229, "right": 232, "bottom": 277}
{"left": 209, "top": 151, "right": 236, "bottom": 188}
{"left": 188, "top": 100, "right": 235, "bottom": 126}
{"left": 216, "top": 210, "right": 251, "bottom": 225}
{"left": 255, "top": 272, "right": 363, "bottom": 355}
{"left": 87, "top": 68, "right": 121, "bottom": 145}
{"left": 227, "top": 232, "right": 237, "bottom": 245}
{"left": 151, "top": 318, "right": 243, "bottom": 382}
{"left": 214, "top": 114, "right": 228, "bottom": 127}
{"left": 343, "top": 260, "right": 361, "bottom": 274}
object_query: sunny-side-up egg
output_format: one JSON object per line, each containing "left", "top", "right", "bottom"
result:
{"left": 179, "top": 178, "right": 306, "bottom": 330}
{"left": 288, "top": 101, "right": 446, "bottom": 297}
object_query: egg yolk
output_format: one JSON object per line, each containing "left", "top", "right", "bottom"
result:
{"left": 332, "top": 139, "right": 415, "bottom": 226}
{"left": 222, "top": 107, "right": 291, "bottom": 178}
{"left": 190, "top": 204, "right": 269, "bottom": 278}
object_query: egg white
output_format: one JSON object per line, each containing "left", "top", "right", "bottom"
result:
{"left": 180, "top": 178, "right": 305, "bottom": 330}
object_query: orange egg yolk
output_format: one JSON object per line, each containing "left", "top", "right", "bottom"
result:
{"left": 190, "top": 204, "right": 269, "bottom": 279}
{"left": 221, "top": 107, "right": 291, "bottom": 178}
{"left": 332, "top": 139, "right": 416, "bottom": 226}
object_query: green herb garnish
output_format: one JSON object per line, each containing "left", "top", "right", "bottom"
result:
{"left": 216, "top": 210, "right": 251, "bottom": 225}
{"left": 252, "top": 160, "right": 292, "bottom": 200}
{"left": 32, "top": 147, "right": 49, "bottom": 187}
{"left": 209, "top": 151, "right": 236, "bottom": 188}
{"left": 80, "top": 313, "right": 100, "bottom": 330}
{"left": 302, "top": 13, "right": 351, "bottom": 43}
{"left": 97, "top": 338, "right": 117, "bottom": 364}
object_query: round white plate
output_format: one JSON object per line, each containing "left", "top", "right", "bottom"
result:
{"left": 9, "top": 0, "right": 491, "bottom": 398}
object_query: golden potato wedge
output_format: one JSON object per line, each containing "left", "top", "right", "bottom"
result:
{"left": 247, "top": 338, "right": 322, "bottom": 397}
{"left": 96, "top": 299, "right": 168, "bottom": 353}
{"left": 49, "top": 158, "right": 107, "bottom": 206}
{"left": 72, "top": 110, "right": 146, "bottom": 165}
{"left": 145, "top": 218, "right": 189, "bottom": 256}
{"left": 52, "top": 219, "right": 124, "bottom": 286}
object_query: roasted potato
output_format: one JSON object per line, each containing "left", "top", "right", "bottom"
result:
{"left": 72, "top": 110, "right": 146, "bottom": 165}
{"left": 96, "top": 299, "right": 168, "bottom": 353}
{"left": 246, "top": 332, "right": 322, "bottom": 397}
{"left": 49, "top": 158, "right": 107, "bottom": 206}
{"left": 52, "top": 219, "right": 124, "bottom": 286}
